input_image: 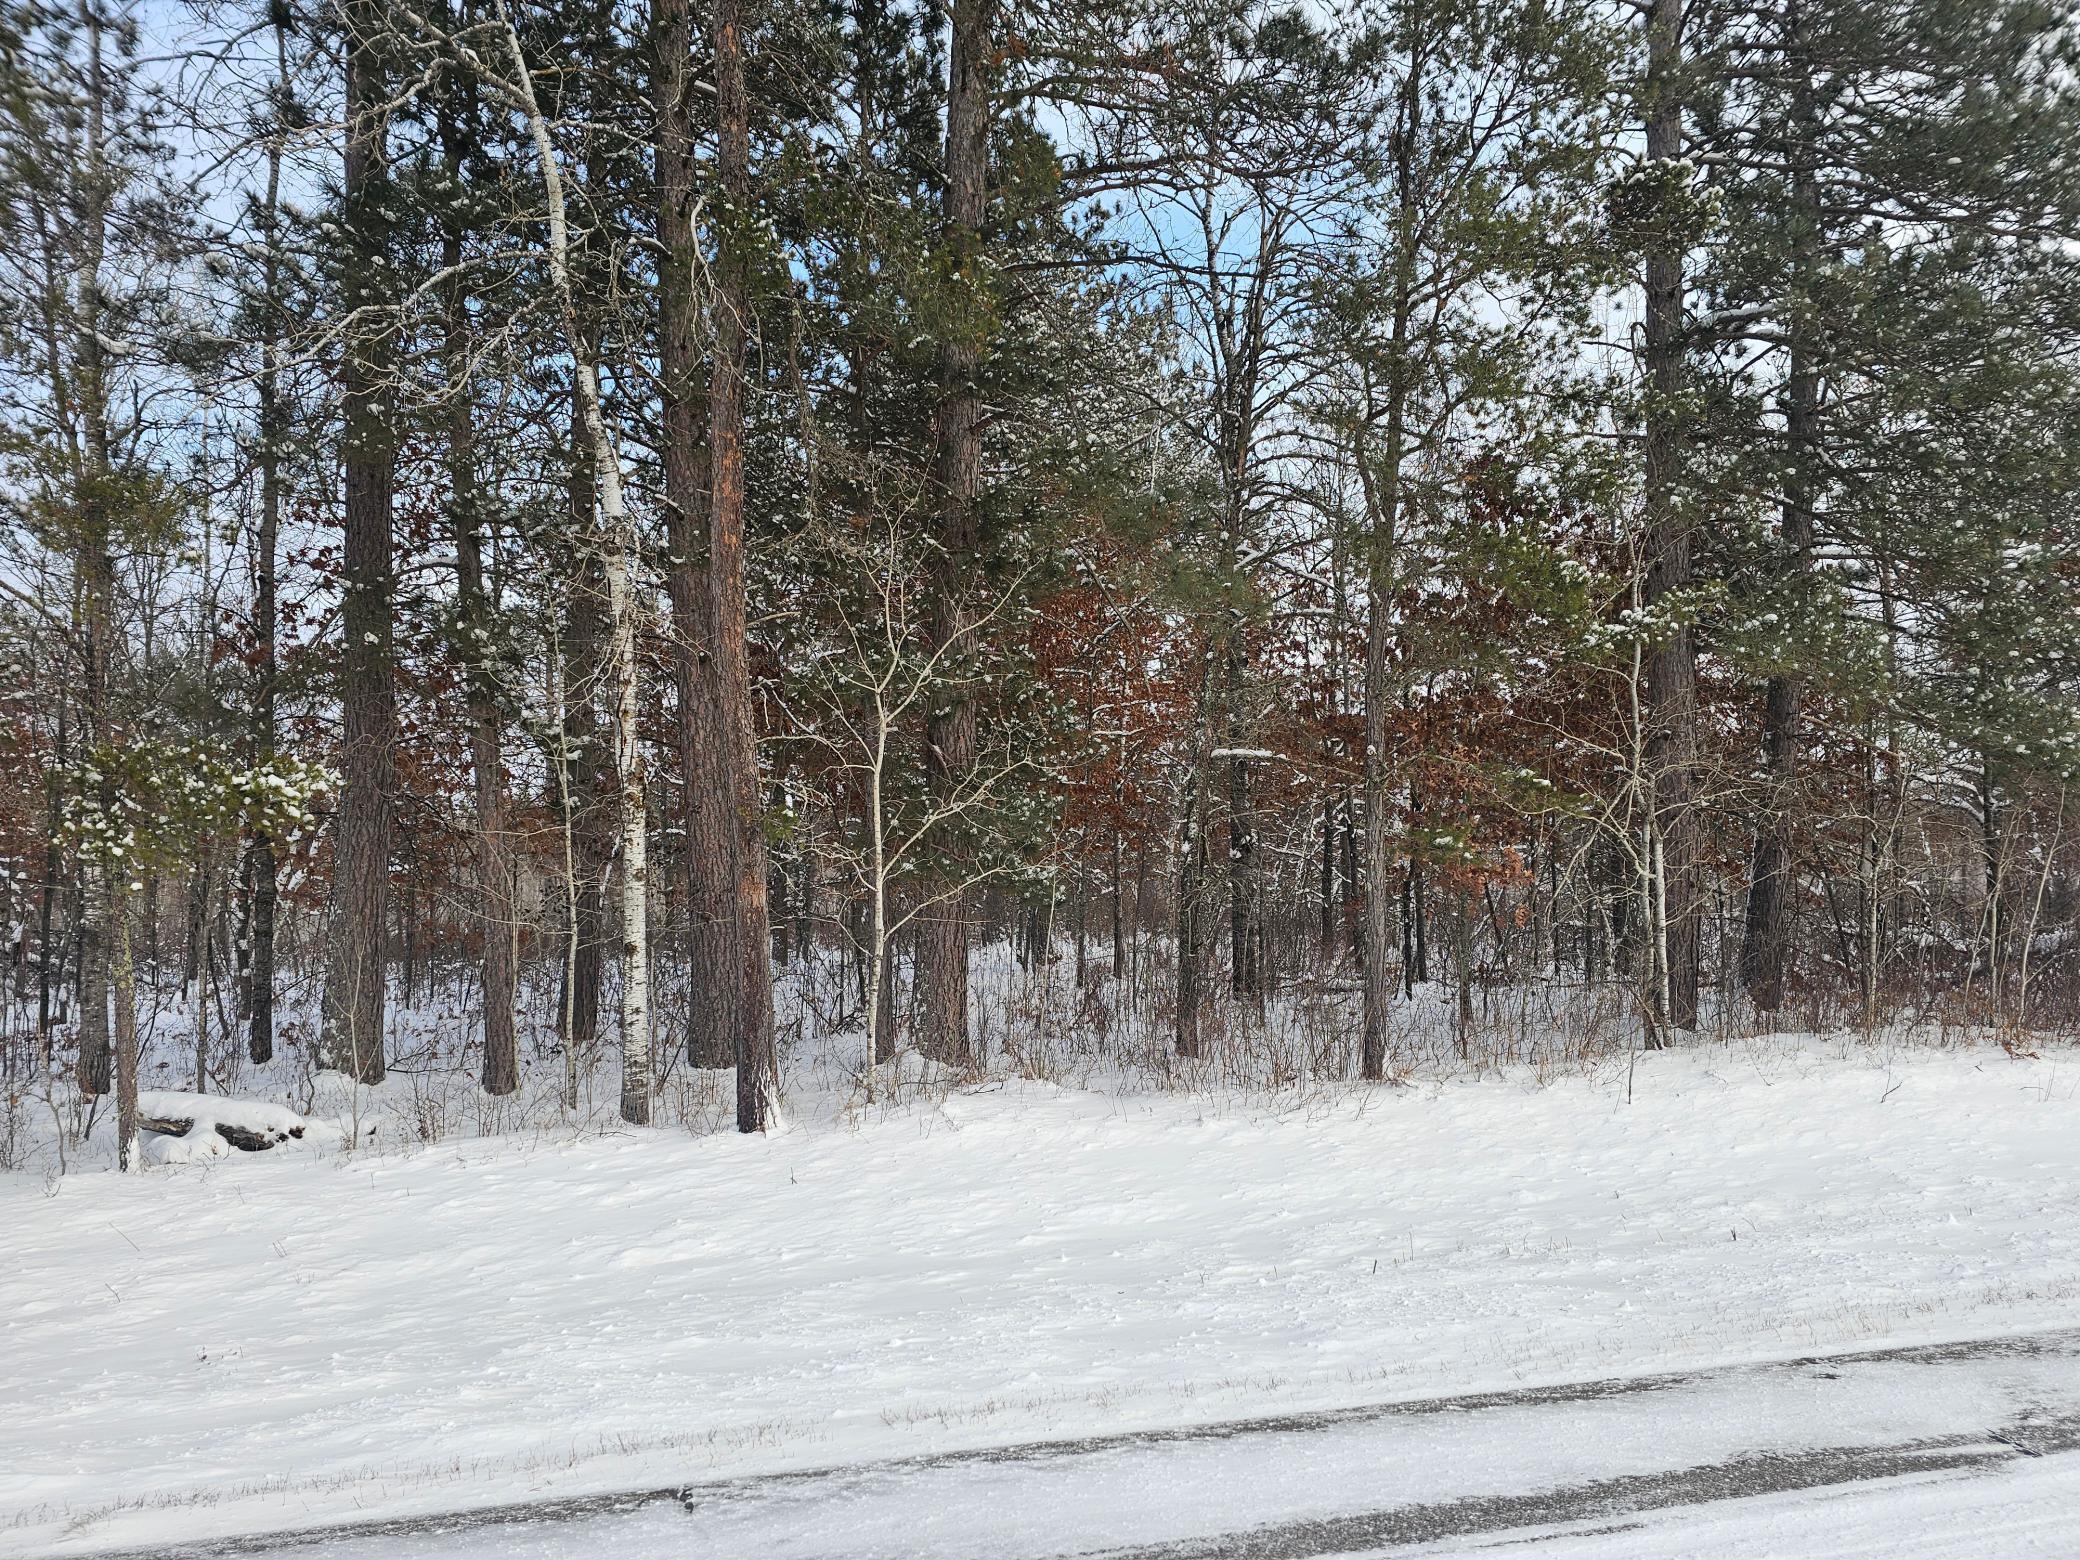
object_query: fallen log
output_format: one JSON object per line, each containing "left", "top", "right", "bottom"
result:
{"left": 139, "top": 1114, "right": 306, "bottom": 1152}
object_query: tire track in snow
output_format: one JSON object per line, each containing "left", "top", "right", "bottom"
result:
{"left": 45, "top": 1326, "right": 2080, "bottom": 1559}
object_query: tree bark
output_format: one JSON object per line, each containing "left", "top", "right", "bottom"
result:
{"left": 1358, "top": 55, "right": 1421, "bottom": 1082}
{"left": 321, "top": 0, "right": 397, "bottom": 1084}
{"left": 37, "top": 773, "right": 60, "bottom": 1067}
{"left": 1318, "top": 798, "right": 1336, "bottom": 956}
{"left": 913, "top": 0, "right": 993, "bottom": 1068}
{"left": 1740, "top": 0, "right": 1819, "bottom": 1017}
{"left": 245, "top": 9, "right": 291, "bottom": 1066}
{"left": 1110, "top": 825, "right": 1126, "bottom": 978}
{"left": 70, "top": 0, "right": 115, "bottom": 1101}
{"left": 112, "top": 896, "right": 138, "bottom": 1169}
{"left": 654, "top": 0, "right": 736, "bottom": 1070}
{"left": 75, "top": 539, "right": 114, "bottom": 1102}
{"left": 1359, "top": 481, "right": 1400, "bottom": 1081}
{"left": 711, "top": 0, "right": 779, "bottom": 1129}
{"left": 1175, "top": 646, "right": 1217, "bottom": 1058}
{"left": 559, "top": 513, "right": 609, "bottom": 1058}
{"left": 1738, "top": 369, "right": 1811, "bottom": 1015}
{"left": 1359, "top": 476, "right": 1401, "bottom": 1078}
{"left": 1225, "top": 636, "right": 1259, "bottom": 1000}
{"left": 1639, "top": 0, "right": 1701, "bottom": 1036}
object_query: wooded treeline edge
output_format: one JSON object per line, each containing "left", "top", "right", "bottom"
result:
{"left": 5, "top": 0, "right": 2080, "bottom": 1166}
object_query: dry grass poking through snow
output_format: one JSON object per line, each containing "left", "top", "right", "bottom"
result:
{"left": 3, "top": 940, "right": 2075, "bottom": 1174}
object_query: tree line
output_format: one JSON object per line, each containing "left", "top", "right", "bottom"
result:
{"left": 4, "top": 0, "right": 2079, "bottom": 1164}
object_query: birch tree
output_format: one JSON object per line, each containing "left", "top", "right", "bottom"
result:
{"left": 405, "top": 0, "right": 656, "bottom": 1121}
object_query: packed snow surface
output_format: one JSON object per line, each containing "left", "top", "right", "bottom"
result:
{"left": 261, "top": 1456, "right": 2080, "bottom": 1558}
{"left": 195, "top": 1342, "right": 2080, "bottom": 1557}
{"left": 5, "top": 1037, "right": 2078, "bottom": 1553}
{"left": 1498, "top": 1458, "right": 2080, "bottom": 1558}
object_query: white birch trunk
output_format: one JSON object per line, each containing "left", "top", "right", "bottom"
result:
{"left": 494, "top": 1, "right": 649, "bottom": 1122}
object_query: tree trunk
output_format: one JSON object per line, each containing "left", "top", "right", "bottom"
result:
{"left": 609, "top": 501, "right": 652, "bottom": 1130}
{"left": 460, "top": 496, "right": 516, "bottom": 1100}
{"left": 246, "top": 13, "right": 289, "bottom": 1066}
{"left": 654, "top": 0, "right": 736, "bottom": 1070}
{"left": 71, "top": 0, "right": 116, "bottom": 1100}
{"left": 76, "top": 568, "right": 113, "bottom": 1097}
{"left": 864, "top": 731, "right": 892, "bottom": 1079}
{"left": 321, "top": 0, "right": 397, "bottom": 1084}
{"left": 1360, "top": 562, "right": 1397, "bottom": 1080}
{"left": 1639, "top": 0, "right": 1700, "bottom": 1037}
{"left": 559, "top": 422, "right": 609, "bottom": 1058}
{"left": 1359, "top": 61, "right": 1420, "bottom": 1081}
{"left": 1175, "top": 830, "right": 1206, "bottom": 1059}
{"left": 914, "top": 0, "right": 993, "bottom": 1068}
{"left": 1740, "top": 3, "right": 1819, "bottom": 1018}
{"left": 113, "top": 895, "right": 139, "bottom": 1170}
{"left": 710, "top": 0, "right": 779, "bottom": 1129}
{"left": 437, "top": 105, "right": 517, "bottom": 1096}
{"left": 1225, "top": 636, "right": 1259, "bottom": 1001}
{"left": 487, "top": 1, "right": 649, "bottom": 1117}
{"left": 1318, "top": 798, "right": 1336, "bottom": 957}
{"left": 1978, "top": 759, "right": 2002, "bottom": 1006}
{"left": 1175, "top": 645, "right": 1218, "bottom": 1058}
{"left": 77, "top": 867, "right": 111, "bottom": 1096}
{"left": 1110, "top": 826, "right": 1126, "bottom": 979}
{"left": 37, "top": 782, "right": 59, "bottom": 1068}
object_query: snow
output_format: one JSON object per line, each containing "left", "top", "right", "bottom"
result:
{"left": 1500, "top": 1456, "right": 2080, "bottom": 1558}
{"left": 135, "top": 1092, "right": 340, "bottom": 1164}
{"left": 224, "top": 1341, "right": 2080, "bottom": 1557}
{"left": 4, "top": 1036, "right": 2078, "bottom": 1554}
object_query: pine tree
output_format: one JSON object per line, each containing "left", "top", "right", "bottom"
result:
{"left": 320, "top": 0, "right": 400, "bottom": 1084}
{"left": 1689, "top": 0, "right": 2080, "bottom": 1012}
{"left": 1318, "top": 0, "right": 1615, "bottom": 1077}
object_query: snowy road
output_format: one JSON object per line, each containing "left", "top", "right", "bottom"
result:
{"left": 66, "top": 1328, "right": 2080, "bottom": 1558}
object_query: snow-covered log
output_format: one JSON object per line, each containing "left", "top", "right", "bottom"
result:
{"left": 135, "top": 1093, "right": 329, "bottom": 1160}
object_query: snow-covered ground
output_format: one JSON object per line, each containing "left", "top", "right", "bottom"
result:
{"left": 198, "top": 1335, "right": 2080, "bottom": 1557}
{"left": 1503, "top": 1459, "right": 2080, "bottom": 1559}
{"left": 5, "top": 1033, "right": 2078, "bottom": 1554}
{"left": 201, "top": 1462, "right": 2080, "bottom": 1560}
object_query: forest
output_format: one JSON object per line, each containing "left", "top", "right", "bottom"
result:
{"left": 4, "top": 0, "right": 2080, "bottom": 1169}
